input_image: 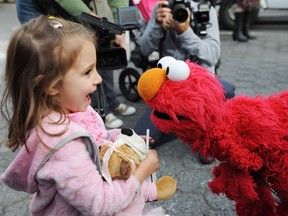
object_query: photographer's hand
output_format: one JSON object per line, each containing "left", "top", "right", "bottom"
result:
{"left": 114, "top": 34, "right": 126, "bottom": 50}
{"left": 162, "top": 9, "right": 190, "bottom": 34}
{"left": 156, "top": 0, "right": 172, "bottom": 24}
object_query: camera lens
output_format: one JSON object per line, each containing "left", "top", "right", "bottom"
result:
{"left": 173, "top": 4, "right": 188, "bottom": 23}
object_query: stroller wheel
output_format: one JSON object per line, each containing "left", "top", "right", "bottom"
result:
{"left": 119, "top": 67, "right": 141, "bottom": 102}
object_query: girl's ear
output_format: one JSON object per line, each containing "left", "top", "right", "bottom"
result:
{"left": 45, "top": 86, "right": 59, "bottom": 96}
{"left": 35, "top": 75, "right": 60, "bottom": 96}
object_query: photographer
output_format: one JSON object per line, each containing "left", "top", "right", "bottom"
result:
{"left": 140, "top": 0, "right": 220, "bottom": 73}
{"left": 134, "top": 0, "right": 235, "bottom": 163}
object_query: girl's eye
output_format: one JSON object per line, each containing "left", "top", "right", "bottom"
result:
{"left": 156, "top": 56, "right": 176, "bottom": 69}
{"left": 84, "top": 69, "right": 92, "bottom": 75}
{"left": 166, "top": 60, "right": 190, "bottom": 82}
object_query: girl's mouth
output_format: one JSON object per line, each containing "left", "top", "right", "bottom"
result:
{"left": 86, "top": 95, "right": 91, "bottom": 103}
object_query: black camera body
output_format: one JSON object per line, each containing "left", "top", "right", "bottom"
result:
{"left": 168, "top": 0, "right": 211, "bottom": 37}
{"left": 80, "top": 13, "right": 128, "bottom": 70}
{"left": 32, "top": 0, "right": 130, "bottom": 71}
{"left": 80, "top": 6, "right": 140, "bottom": 71}
{"left": 169, "top": 0, "right": 191, "bottom": 23}
{"left": 192, "top": 0, "right": 210, "bottom": 36}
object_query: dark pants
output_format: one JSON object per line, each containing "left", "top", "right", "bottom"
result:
{"left": 16, "top": 0, "right": 42, "bottom": 24}
{"left": 99, "top": 69, "right": 120, "bottom": 112}
{"left": 134, "top": 77, "right": 235, "bottom": 148}
{"left": 91, "top": 69, "right": 120, "bottom": 116}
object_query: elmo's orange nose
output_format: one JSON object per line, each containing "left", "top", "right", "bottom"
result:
{"left": 138, "top": 68, "right": 167, "bottom": 101}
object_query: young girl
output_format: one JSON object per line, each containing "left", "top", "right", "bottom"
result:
{"left": 0, "top": 16, "right": 166, "bottom": 216}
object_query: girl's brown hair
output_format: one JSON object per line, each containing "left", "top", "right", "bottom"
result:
{"left": 0, "top": 16, "right": 96, "bottom": 151}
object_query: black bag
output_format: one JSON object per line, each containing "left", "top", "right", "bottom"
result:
{"left": 233, "top": 0, "right": 243, "bottom": 4}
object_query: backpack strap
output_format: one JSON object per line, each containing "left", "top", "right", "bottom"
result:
{"left": 35, "top": 131, "right": 102, "bottom": 179}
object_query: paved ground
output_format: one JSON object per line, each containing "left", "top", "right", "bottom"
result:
{"left": 0, "top": 2, "right": 288, "bottom": 216}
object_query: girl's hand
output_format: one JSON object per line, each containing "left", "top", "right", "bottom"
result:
{"left": 134, "top": 149, "right": 159, "bottom": 184}
{"left": 140, "top": 135, "right": 155, "bottom": 145}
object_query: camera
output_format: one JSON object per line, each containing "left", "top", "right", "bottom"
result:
{"left": 191, "top": 0, "right": 210, "bottom": 36}
{"left": 168, "top": 0, "right": 210, "bottom": 37}
{"left": 33, "top": 0, "right": 137, "bottom": 70}
{"left": 80, "top": 6, "right": 140, "bottom": 71}
{"left": 169, "top": 0, "right": 190, "bottom": 23}
{"left": 80, "top": 13, "right": 128, "bottom": 70}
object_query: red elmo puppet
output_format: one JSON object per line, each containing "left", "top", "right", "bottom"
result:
{"left": 137, "top": 56, "right": 288, "bottom": 216}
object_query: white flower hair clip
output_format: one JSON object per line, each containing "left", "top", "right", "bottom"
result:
{"left": 48, "top": 16, "right": 63, "bottom": 29}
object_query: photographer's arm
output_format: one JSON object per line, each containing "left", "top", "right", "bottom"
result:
{"left": 92, "top": 0, "right": 128, "bottom": 49}
{"left": 139, "top": 2, "right": 169, "bottom": 57}
{"left": 161, "top": 8, "right": 190, "bottom": 33}
{"left": 54, "top": 0, "right": 96, "bottom": 18}
{"left": 176, "top": 7, "right": 220, "bottom": 72}
{"left": 107, "top": 0, "right": 129, "bottom": 24}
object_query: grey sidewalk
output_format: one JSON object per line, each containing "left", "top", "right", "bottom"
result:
{"left": 1, "top": 2, "right": 288, "bottom": 216}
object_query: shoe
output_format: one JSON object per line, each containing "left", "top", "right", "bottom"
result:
{"left": 199, "top": 155, "right": 214, "bottom": 165}
{"left": 232, "top": 12, "right": 248, "bottom": 42}
{"left": 114, "top": 103, "right": 136, "bottom": 116}
{"left": 105, "top": 113, "right": 123, "bottom": 129}
{"left": 197, "top": 152, "right": 214, "bottom": 165}
{"left": 242, "top": 11, "right": 257, "bottom": 40}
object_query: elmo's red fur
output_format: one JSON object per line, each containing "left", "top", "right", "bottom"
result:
{"left": 138, "top": 59, "right": 288, "bottom": 216}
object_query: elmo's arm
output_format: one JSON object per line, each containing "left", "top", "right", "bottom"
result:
{"left": 214, "top": 139, "right": 263, "bottom": 172}
{"left": 209, "top": 163, "right": 258, "bottom": 201}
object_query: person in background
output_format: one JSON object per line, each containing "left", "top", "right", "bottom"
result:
{"left": 16, "top": 0, "right": 136, "bottom": 129}
{"left": 232, "top": 0, "right": 260, "bottom": 42}
{"left": 16, "top": 0, "right": 42, "bottom": 22}
{"left": 134, "top": 0, "right": 235, "bottom": 164}
{"left": 0, "top": 16, "right": 164, "bottom": 216}
{"left": 92, "top": 0, "right": 137, "bottom": 129}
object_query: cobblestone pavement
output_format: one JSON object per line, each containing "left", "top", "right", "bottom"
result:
{"left": 1, "top": 2, "right": 288, "bottom": 216}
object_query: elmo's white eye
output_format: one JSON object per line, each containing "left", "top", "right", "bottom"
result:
{"left": 157, "top": 56, "right": 176, "bottom": 69}
{"left": 167, "top": 60, "right": 190, "bottom": 81}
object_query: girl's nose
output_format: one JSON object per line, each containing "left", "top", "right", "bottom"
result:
{"left": 93, "top": 70, "right": 102, "bottom": 85}
{"left": 138, "top": 68, "right": 167, "bottom": 101}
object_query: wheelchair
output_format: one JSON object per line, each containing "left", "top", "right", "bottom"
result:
{"left": 118, "top": 34, "right": 158, "bottom": 102}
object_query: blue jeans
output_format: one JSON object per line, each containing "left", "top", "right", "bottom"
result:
{"left": 91, "top": 69, "right": 120, "bottom": 114}
{"left": 16, "top": 0, "right": 41, "bottom": 24}
{"left": 100, "top": 69, "right": 120, "bottom": 112}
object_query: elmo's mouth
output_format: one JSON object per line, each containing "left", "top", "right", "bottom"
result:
{"left": 153, "top": 110, "right": 186, "bottom": 120}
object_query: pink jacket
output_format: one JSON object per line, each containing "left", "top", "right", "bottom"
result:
{"left": 1, "top": 106, "right": 159, "bottom": 216}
